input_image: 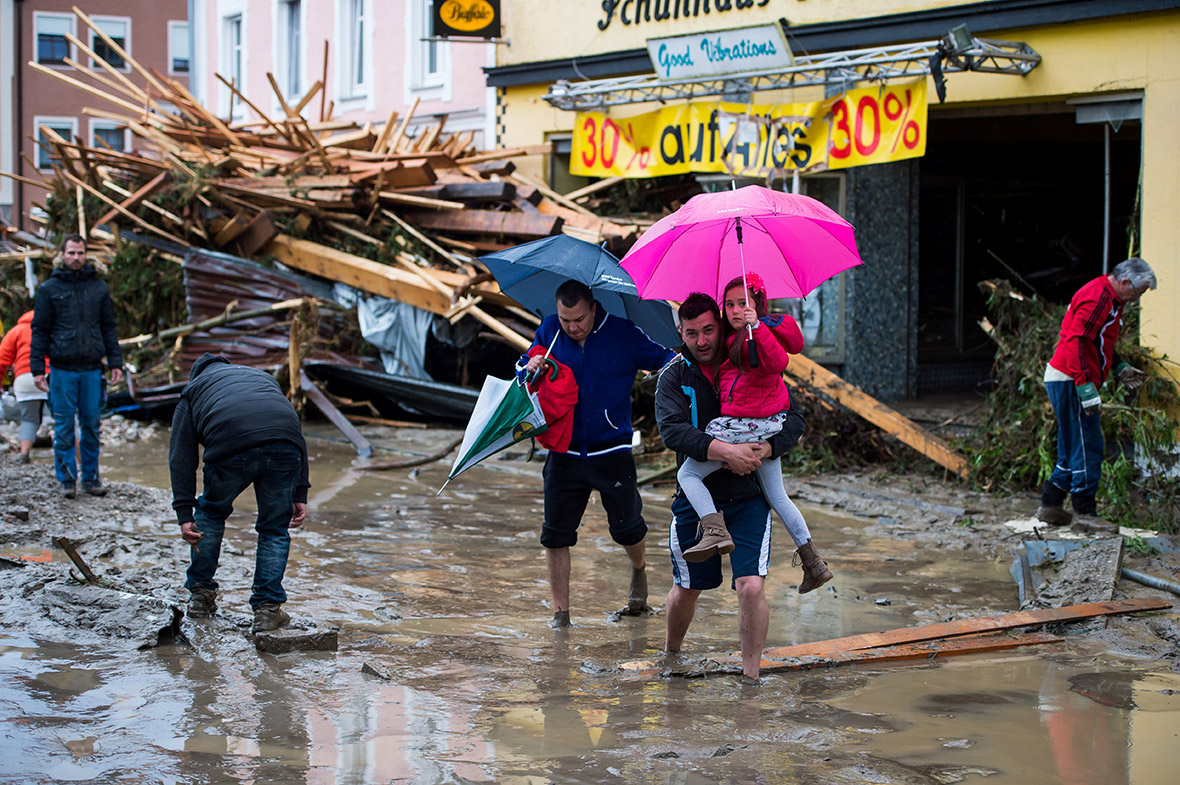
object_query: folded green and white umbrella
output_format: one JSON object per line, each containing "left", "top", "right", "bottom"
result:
{"left": 439, "top": 374, "right": 547, "bottom": 494}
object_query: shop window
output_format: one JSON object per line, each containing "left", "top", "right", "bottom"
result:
{"left": 277, "top": 0, "right": 302, "bottom": 99}
{"left": 35, "top": 13, "right": 73, "bottom": 66}
{"left": 35, "top": 117, "right": 78, "bottom": 169}
{"left": 90, "top": 16, "right": 130, "bottom": 71}
{"left": 168, "top": 21, "right": 190, "bottom": 74}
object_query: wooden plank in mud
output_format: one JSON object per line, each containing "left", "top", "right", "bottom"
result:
{"left": 786, "top": 353, "right": 970, "bottom": 478}
{"left": 759, "top": 631, "right": 1064, "bottom": 673}
{"left": 618, "top": 598, "right": 1172, "bottom": 676}
{"left": 762, "top": 597, "right": 1172, "bottom": 660}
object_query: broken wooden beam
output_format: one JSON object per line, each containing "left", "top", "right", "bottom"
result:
{"left": 300, "top": 370, "right": 372, "bottom": 458}
{"left": 266, "top": 235, "right": 453, "bottom": 314}
{"left": 786, "top": 353, "right": 970, "bottom": 478}
{"left": 403, "top": 209, "right": 562, "bottom": 239}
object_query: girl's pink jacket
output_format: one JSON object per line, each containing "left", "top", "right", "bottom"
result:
{"left": 718, "top": 314, "right": 804, "bottom": 418}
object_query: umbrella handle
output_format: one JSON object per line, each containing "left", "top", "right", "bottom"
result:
{"left": 747, "top": 334, "right": 760, "bottom": 369}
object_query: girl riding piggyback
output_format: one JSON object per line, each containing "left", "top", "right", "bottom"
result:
{"left": 677, "top": 273, "right": 834, "bottom": 594}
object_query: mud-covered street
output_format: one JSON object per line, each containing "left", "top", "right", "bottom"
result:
{"left": 2, "top": 424, "right": 1179, "bottom": 784}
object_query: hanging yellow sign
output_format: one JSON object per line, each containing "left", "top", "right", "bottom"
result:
{"left": 570, "top": 80, "right": 927, "bottom": 178}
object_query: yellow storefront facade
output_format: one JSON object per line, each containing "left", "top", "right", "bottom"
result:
{"left": 487, "top": 0, "right": 1179, "bottom": 400}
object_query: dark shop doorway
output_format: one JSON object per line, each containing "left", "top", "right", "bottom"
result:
{"left": 917, "top": 102, "right": 1141, "bottom": 393}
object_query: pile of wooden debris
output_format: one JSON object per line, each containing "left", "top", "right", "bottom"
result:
{"left": 8, "top": 7, "right": 649, "bottom": 367}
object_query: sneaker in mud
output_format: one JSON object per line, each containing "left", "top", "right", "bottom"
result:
{"left": 252, "top": 603, "right": 290, "bottom": 632}
{"left": 550, "top": 610, "right": 571, "bottom": 629}
{"left": 13, "top": 453, "right": 30, "bottom": 464}
{"left": 81, "top": 480, "right": 107, "bottom": 497}
{"left": 188, "top": 588, "right": 217, "bottom": 619}
{"left": 58, "top": 481, "right": 76, "bottom": 499}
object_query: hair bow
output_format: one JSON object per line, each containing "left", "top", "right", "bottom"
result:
{"left": 745, "top": 271, "right": 766, "bottom": 296}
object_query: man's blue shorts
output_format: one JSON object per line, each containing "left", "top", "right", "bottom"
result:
{"left": 668, "top": 493, "right": 772, "bottom": 590}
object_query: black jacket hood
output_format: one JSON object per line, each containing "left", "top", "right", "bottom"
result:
{"left": 190, "top": 353, "right": 231, "bottom": 379}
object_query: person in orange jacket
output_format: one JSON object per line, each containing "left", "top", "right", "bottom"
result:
{"left": 0, "top": 310, "right": 50, "bottom": 463}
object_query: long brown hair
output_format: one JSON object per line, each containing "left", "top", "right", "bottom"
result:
{"left": 721, "top": 275, "right": 768, "bottom": 370}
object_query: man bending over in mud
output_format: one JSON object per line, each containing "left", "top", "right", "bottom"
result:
{"left": 654, "top": 293, "right": 805, "bottom": 683}
{"left": 170, "top": 353, "right": 310, "bottom": 632}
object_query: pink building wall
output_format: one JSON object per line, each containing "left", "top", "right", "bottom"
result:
{"left": 192, "top": 1, "right": 493, "bottom": 147}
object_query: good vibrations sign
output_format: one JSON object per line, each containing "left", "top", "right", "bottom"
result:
{"left": 570, "top": 81, "right": 927, "bottom": 178}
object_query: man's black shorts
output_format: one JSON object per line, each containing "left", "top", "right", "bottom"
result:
{"left": 541, "top": 450, "right": 646, "bottom": 549}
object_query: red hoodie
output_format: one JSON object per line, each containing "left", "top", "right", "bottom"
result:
{"left": 0, "top": 311, "right": 49, "bottom": 381}
{"left": 718, "top": 314, "right": 804, "bottom": 419}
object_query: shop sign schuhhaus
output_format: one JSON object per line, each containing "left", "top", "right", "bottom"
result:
{"left": 598, "top": 0, "right": 772, "bottom": 31}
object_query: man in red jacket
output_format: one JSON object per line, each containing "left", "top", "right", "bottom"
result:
{"left": 1037, "top": 257, "right": 1156, "bottom": 528}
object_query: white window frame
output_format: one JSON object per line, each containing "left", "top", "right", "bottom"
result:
{"left": 90, "top": 120, "right": 131, "bottom": 153}
{"left": 274, "top": 0, "right": 304, "bottom": 106}
{"left": 336, "top": 0, "right": 372, "bottom": 108}
{"left": 405, "top": 0, "right": 451, "bottom": 101}
{"left": 33, "top": 116, "right": 78, "bottom": 169}
{"left": 33, "top": 11, "right": 75, "bottom": 68}
{"left": 88, "top": 15, "right": 132, "bottom": 72}
{"left": 168, "top": 20, "right": 190, "bottom": 76}
{"left": 221, "top": 10, "right": 246, "bottom": 119}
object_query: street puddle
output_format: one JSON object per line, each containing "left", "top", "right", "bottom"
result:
{"left": 0, "top": 425, "right": 1174, "bottom": 783}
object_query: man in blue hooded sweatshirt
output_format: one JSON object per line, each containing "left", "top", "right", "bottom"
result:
{"left": 169, "top": 353, "right": 310, "bottom": 632}
{"left": 522, "top": 280, "right": 676, "bottom": 628}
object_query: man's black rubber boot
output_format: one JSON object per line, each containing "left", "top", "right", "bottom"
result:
{"left": 550, "top": 610, "right": 571, "bottom": 629}
{"left": 1071, "top": 493, "right": 1098, "bottom": 516}
{"left": 1041, "top": 481, "right": 1068, "bottom": 507}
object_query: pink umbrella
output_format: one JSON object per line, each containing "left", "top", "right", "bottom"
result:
{"left": 620, "top": 186, "right": 863, "bottom": 303}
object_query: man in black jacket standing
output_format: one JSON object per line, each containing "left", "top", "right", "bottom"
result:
{"left": 30, "top": 235, "right": 123, "bottom": 498}
{"left": 655, "top": 293, "right": 806, "bottom": 684}
{"left": 170, "top": 353, "right": 310, "bottom": 632}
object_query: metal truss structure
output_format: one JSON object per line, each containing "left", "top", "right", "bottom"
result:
{"left": 543, "top": 36, "right": 1041, "bottom": 111}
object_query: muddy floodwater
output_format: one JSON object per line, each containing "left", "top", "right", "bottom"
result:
{"left": 3, "top": 425, "right": 1179, "bottom": 784}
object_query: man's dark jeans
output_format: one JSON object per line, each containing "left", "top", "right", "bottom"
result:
{"left": 185, "top": 443, "right": 303, "bottom": 608}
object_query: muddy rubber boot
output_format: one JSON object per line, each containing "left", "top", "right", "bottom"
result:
{"left": 681, "top": 512, "right": 735, "bottom": 563}
{"left": 187, "top": 588, "right": 217, "bottom": 619}
{"left": 1037, "top": 481, "right": 1072, "bottom": 525}
{"left": 58, "top": 481, "right": 76, "bottom": 499}
{"left": 795, "top": 541, "right": 833, "bottom": 594}
{"left": 627, "top": 564, "right": 648, "bottom": 614}
{"left": 550, "top": 610, "right": 571, "bottom": 628}
{"left": 252, "top": 603, "right": 290, "bottom": 632}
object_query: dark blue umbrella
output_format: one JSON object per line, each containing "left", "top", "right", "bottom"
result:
{"left": 479, "top": 235, "right": 680, "bottom": 348}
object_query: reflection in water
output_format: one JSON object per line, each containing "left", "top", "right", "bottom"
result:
{"left": 2, "top": 428, "right": 1177, "bottom": 783}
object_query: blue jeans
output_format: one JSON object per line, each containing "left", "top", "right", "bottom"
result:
{"left": 185, "top": 443, "right": 303, "bottom": 608}
{"left": 1046, "top": 380, "right": 1105, "bottom": 498}
{"left": 48, "top": 368, "right": 103, "bottom": 483}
